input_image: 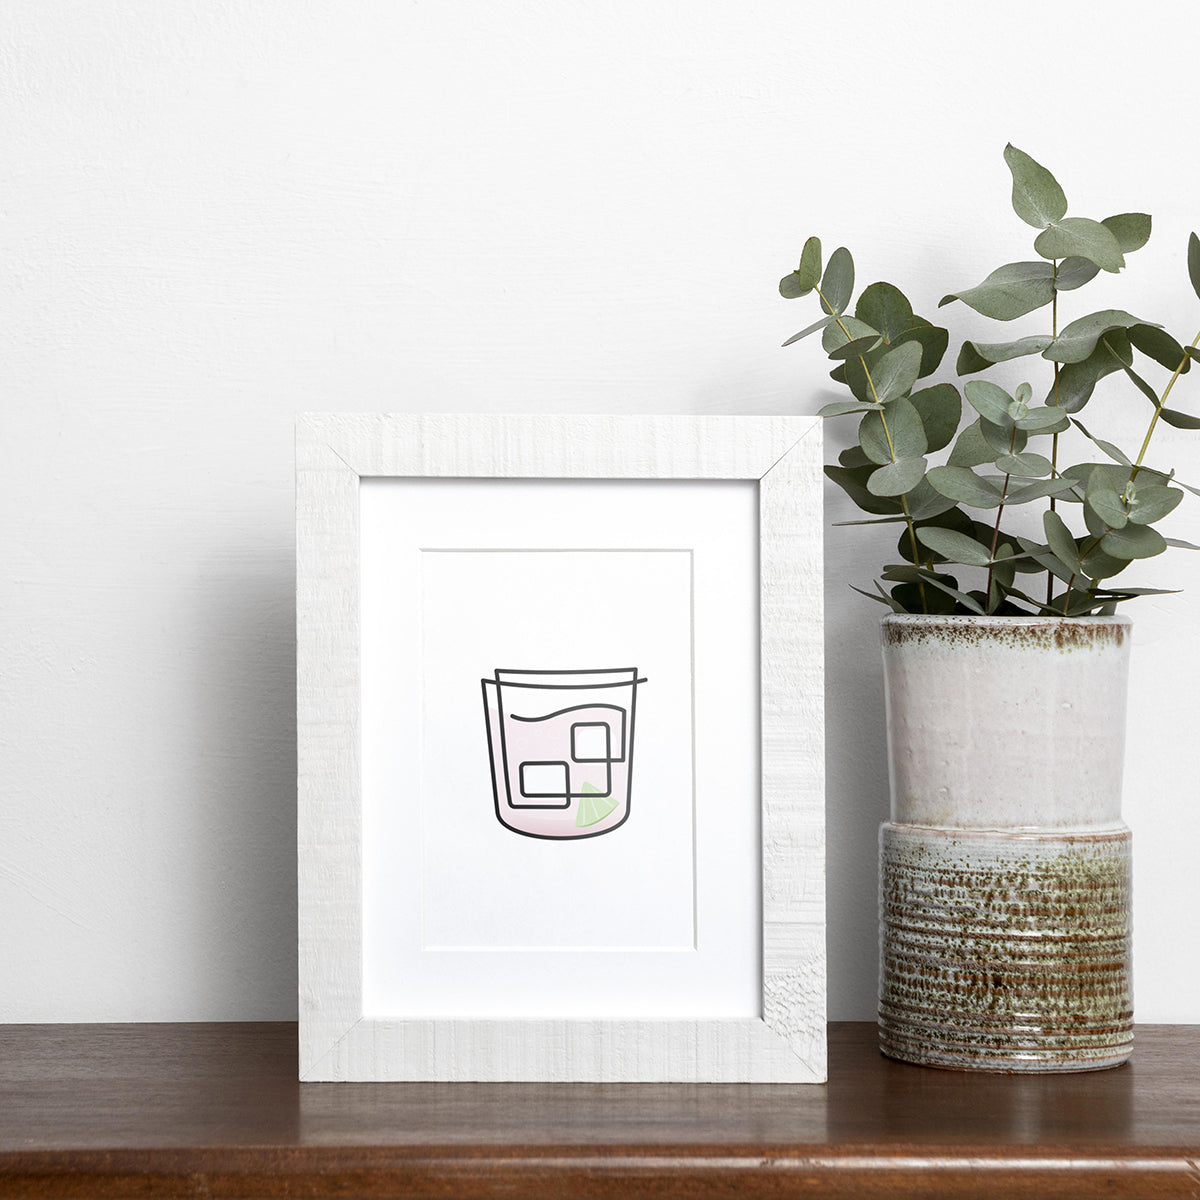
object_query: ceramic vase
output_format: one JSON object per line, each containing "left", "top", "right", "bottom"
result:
{"left": 877, "top": 614, "right": 1133, "bottom": 1072}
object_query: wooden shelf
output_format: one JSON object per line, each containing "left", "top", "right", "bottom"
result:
{"left": 1, "top": 1022, "right": 1198, "bottom": 1197}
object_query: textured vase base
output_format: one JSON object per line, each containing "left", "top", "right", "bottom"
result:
{"left": 879, "top": 822, "right": 1132, "bottom": 1074}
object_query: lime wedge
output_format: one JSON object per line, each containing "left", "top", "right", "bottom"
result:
{"left": 575, "top": 781, "right": 620, "bottom": 827}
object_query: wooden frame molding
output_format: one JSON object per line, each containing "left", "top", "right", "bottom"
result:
{"left": 296, "top": 414, "right": 825, "bottom": 1082}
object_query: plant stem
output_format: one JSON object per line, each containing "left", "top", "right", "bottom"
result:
{"left": 1047, "top": 260, "right": 1060, "bottom": 608}
{"left": 1128, "top": 327, "right": 1200, "bottom": 486}
{"left": 985, "top": 425, "right": 1018, "bottom": 610}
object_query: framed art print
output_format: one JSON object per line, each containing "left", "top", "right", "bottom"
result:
{"left": 296, "top": 413, "right": 825, "bottom": 1081}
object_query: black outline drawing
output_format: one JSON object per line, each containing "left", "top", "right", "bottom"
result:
{"left": 481, "top": 668, "right": 646, "bottom": 840}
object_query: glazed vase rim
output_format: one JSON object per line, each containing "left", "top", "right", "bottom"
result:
{"left": 881, "top": 613, "right": 1131, "bottom": 626}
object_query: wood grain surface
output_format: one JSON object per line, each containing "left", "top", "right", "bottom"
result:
{"left": 1, "top": 1022, "right": 1198, "bottom": 1197}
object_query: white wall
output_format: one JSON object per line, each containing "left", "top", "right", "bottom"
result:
{"left": 3, "top": 0, "right": 1198, "bottom": 1023}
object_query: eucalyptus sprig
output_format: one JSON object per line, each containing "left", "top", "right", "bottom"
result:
{"left": 781, "top": 144, "right": 1200, "bottom": 616}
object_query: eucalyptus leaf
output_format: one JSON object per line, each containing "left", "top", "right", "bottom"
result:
{"left": 849, "top": 582, "right": 906, "bottom": 612}
{"left": 819, "top": 247, "right": 854, "bottom": 315}
{"left": 783, "top": 314, "right": 837, "bottom": 347}
{"left": 1165, "top": 537, "right": 1200, "bottom": 551}
{"left": 873, "top": 340, "right": 924, "bottom": 404}
{"left": 823, "top": 315, "right": 878, "bottom": 355}
{"left": 1013, "top": 406, "right": 1070, "bottom": 433}
{"left": 956, "top": 335, "right": 1053, "bottom": 376}
{"left": 894, "top": 323, "right": 950, "bottom": 378}
{"left": 1046, "top": 332, "right": 1131, "bottom": 411}
{"left": 797, "top": 236, "right": 822, "bottom": 291}
{"left": 1054, "top": 257, "right": 1101, "bottom": 291}
{"left": 1101, "top": 523, "right": 1168, "bottom": 560}
{"left": 964, "top": 379, "right": 1015, "bottom": 427}
{"left": 910, "top": 383, "right": 961, "bottom": 452}
{"left": 818, "top": 400, "right": 882, "bottom": 418}
{"left": 1004, "top": 144, "right": 1067, "bottom": 229}
{"left": 1103, "top": 213, "right": 1152, "bottom": 254}
{"left": 980, "top": 417, "right": 1026, "bottom": 456}
{"left": 824, "top": 464, "right": 904, "bottom": 515}
{"left": 854, "top": 282, "right": 913, "bottom": 344}
{"left": 1126, "top": 484, "right": 1184, "bottom": 525}
{"left": 903, "top": 478, "right": 960, "bottom": 520}
{"left": 1034, "top": 217, "right": 1125, "bottom": 273}
{"left": 1128, "top": 324, "right": 1190, "bottom": 374}
{"left": 1043, "top": 510, "right": 1083, "bottom": 575}
{"left": 996, "top": 451, "right": 1053, "bottom": 477}
{"left": 1086, "top": 474, "right": 1129, "bottom": 529}
{"left": 828, "top": 333, "right": 884, "bottom": 361}
{"left": 939, "top": 261, "right": 1055, "bottom": 321}
{"left": 881, "top": 565, "right": 987, "bottom": 614}
{"left": 1158, "top": 407, "right": 1200, "bottom": 430}
{"left": 948, "top": 420, "right": 999, "bottom": 468}
{"left": 927, "top": 466, "right": 1005, "bottom": 508}
{"left": 867, "top": 457, "right": 927, "bottom": 496}
{"left": 915, "top": 526, "right": 994, "bottom": 567}
{"left": 1043, "top": 310, "right": 1151, "bottom": 364}
{"left": 1005, "top": 477, "right": 1081, "bottom": 504}
{"left": 1189, "top": 232, "right": 1200, "bottom": 302}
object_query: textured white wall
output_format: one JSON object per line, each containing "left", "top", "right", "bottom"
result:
{"left": 3, "top": 0, "right": 1198, "bottom": 1022}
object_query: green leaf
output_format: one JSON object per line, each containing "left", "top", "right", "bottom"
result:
{"left": 1047, "top": 332, "right": 1131, "bottom": 412}
{"left": 1054, "top": 258, "right": 1101, "bottom": 291}
{"left": 996, "top": 451, "right": 1053, "bottom": 477}
{"left": 1043, "top": 510, "right": 1083, "bottom": 575}
{"left": 948, "top": 420, "right": 1000, "bottom": 468}
{"left": 903, "top": 478, "right": 959, "bottom": 521}
{"left": 824, "top": 464, "right": 903, "bottom": 515}
{"left": 838, "top": 445, "right": 872, "bottom": 468}
{"left": 939, "top": 261, "right": 1055, "bottom": 321}
{"left": 910, "top": 384, "right": 961, "bottom": 453}
{"left": 1189, "top": 232, "right": 1200, "bottom": 302}
{"left": 1103, "top": 213, "right": 1152, "bottom": 254}
{"left": 894, "top": 323, "right": 950, "bottom": 378}
{"left": 849, "top": 582, "right": 906, "bottom": 612}
{"left": 1166, "top": 537, "right": 1200, "bottom": 551}
{"left": 797, "top": 236, "right": 822, "bottom": 290}
{"left": 828, "top": 333, "right": 883, "bottom": 360}
{"left": 979, "top": 417, "right": 1026, "bottom": 457}
{"left": 867, "top": 457, "right": 927, "bottom": 496}
{"left": 1101, "top": 523, "right": 1168, "bottom": 560}
{"left": 1128, "top": 324, "right": 1190, "bottom": 374}
{"left": 822, "top": 315, "right": 878, "bottom": 355}
{"left": 964, "top": 379, "right": 1015, "bottom": 427}
{"left": 1072, "top": 418, "right": 1131, "bottom": 466}
{"left": 1159, "top": 407, "right": 1200, "bottom": 430}
{"left": 1034, "top": 217, "right": 1125, "bottom": 273}
{"left": 956, "top": 335, "right": 1053, "bottom": 376}
{"left": 782, "top": 314, "right": 837, "bottom": 347}
{"left": 854, "top": 282, "right": 913, "bottom": 344}
{"left": 915, "top": 526, "right": 994, "bottom": 567}
{"left": 1004, "top": 144, "right": 1067, "bottom": 229}
{"left": 882, "top": 565, "right": 987, "bottom": 614}
{"left": 1005, "top": 477, "right": 1082, "bottom": 504}
{"left": 818, "top": 400, "right": 882, "bottom": 418}
{"left": 1013, "top": 406, "right": 1070, "bottom": 433}
{"left": 927, "top": 466, "right": 1005, "bottom": 508}
{"left": 1086, "top": 473, "right": 1129, "bottom": 528}
{"left": 1043, "top": 310, "right": 1151, "bottom": 364}
{"left": 873, "top": 341, "right": 924, "bottom": 404}
{"left": 819, "top": 247, "right": 854, "bottom": 315}
{"left": 1127, "top": 484, "right": 1184, "bottom": 525}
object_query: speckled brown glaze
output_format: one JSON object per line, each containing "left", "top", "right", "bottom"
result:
{"left": 882, "top": 614, "right": 1128, "bottom": 652}
{"left": 879, "top": 825, "right": 1133, "bottom": 1072}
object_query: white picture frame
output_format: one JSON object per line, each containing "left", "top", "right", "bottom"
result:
{"left": 297, "top": 413, "right": 825, "bottom": 1082}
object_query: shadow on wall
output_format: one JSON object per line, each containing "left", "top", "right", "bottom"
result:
{"left": 188, "top": 540, "right": 299, "bottom": 1018}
